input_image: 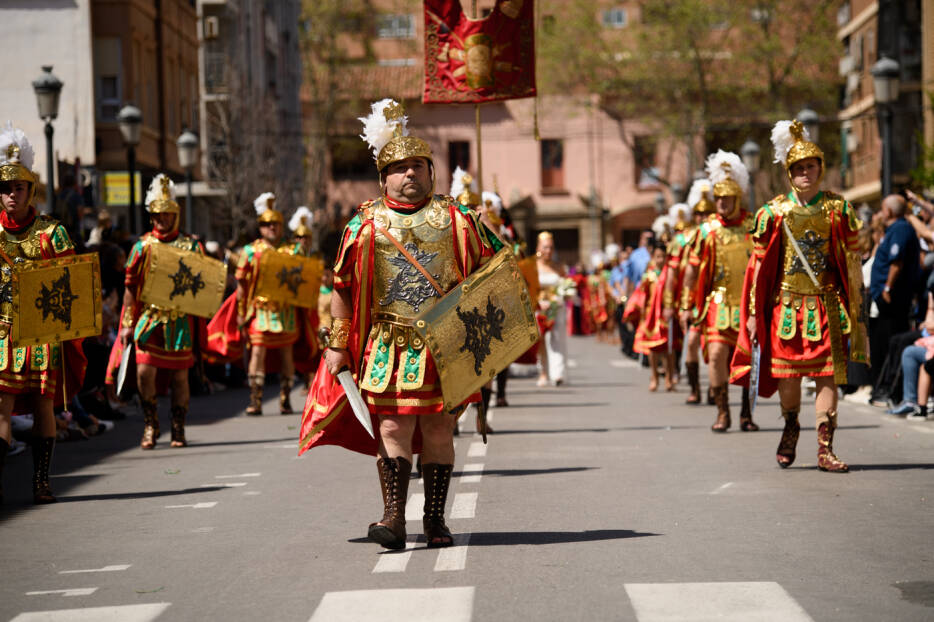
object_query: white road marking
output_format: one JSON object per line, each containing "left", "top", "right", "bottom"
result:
{"left": 459, "top": 464, "right": 484, "bottom": 484}
{"left": 201, "top": 482, "right": 247, "bottom": 488}
{"left": 450, "top": 492, "right": 477, "bottom": 519}
{"left": 26, "top": 588, "right": 98, "bottom": 597}
{"left": 243, "top": 491, "right": 262, "bottom": 496}
{"left": 309, "top": 587, "right": 474, "bottom": 622}
{"left": 191, "top": 527, "right": 214, "bottom": 533}
{"left": 11, "top": 603, "right": 171, "bottom": 621}
{"left": 434, "top": 532, "right": 471, "bottom": 571}
{"left": 710, "top": 482, "right": 734, "bottom": 495}
{"left": 467, "top": 442, "right": 487, "bottom": 458}
{"left": 59, "top": 565, "right": 131, "bottom": 574}
{"left": 165, "top": 502, "right": 217, "bottom": 509}
{"left": 624, "top": 582, "right": 814, "bottom": 621}
{"left": 264, "top": 443, "right": 296, "bottom": 449}
{"left": 611, "top": 359, "right": 639, "bottom": 369}
{"left": 405, "top": 493, "right": 425, "bottom": 522}
{"left": 372, "top": 537, "right": 417, "bottom": 574}
{"left": 486, "top": 406, "right": 495, "bottom": 424}
{"left": 567, "top": 359, "right": 578, "bottom": 368}
{"left": 910, "top": 425, "right": 934, "bottom": 434}
{"left": 216, "top": 473, "right": 261, "bottom": 478}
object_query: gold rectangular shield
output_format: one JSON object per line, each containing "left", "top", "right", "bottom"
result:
{"left": 255, "top": 252, "right": 323, "bottom": 309}
{"left": 139, "top": 243, "right": 226, "bottom": 318}
{"left": 414, "top": 248, "right": 539, "bottom": 411}
{"left": 12, "top": 254, "right": 102, "bottom": 347}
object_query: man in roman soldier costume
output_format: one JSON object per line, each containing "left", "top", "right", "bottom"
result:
{"left": 682, "top": 151, "right": 758, "bottom": 433}
{"left": 0, "top": 123, "right": 86, "bottom": 503}
{"left": 299, "top": 99, "right": 500, "bottom": 550}
{"left": 665, "top": 179, "right": 716, "bottom": 404}
{"left": 288, "top": 206, "right": 322, "bottom": 390}
{"left": 732, "top": 120, "right": 866, "bottom": 473}
{"left": 113, "top": 174, "right": 204, "bottom": 449}
{"left": 236, "top": 193, "right": 300, "bottom": 415}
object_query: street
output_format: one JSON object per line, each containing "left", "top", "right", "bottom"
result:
{"left": 1, "top": 335, "right": 933, "bottom": 621}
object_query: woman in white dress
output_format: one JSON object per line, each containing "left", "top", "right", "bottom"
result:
{"left": 536, "top": 231, "right": 568, "bottom": 386}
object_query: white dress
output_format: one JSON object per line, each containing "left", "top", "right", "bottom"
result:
{"left": 538, "top": 268, "right": 567, "bottom": 384}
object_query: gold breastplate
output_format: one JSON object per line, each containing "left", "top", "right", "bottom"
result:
{"left": 780, "top": 201, "right": 836, "bottom": 294}
{"left": 712, "top": 219, "right": 752, "bottom": 306}
{"left": 371, "top": 198, "right": 459, "bottom": 320}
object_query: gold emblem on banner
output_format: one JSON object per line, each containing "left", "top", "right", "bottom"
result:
{"left": 139, "top": 243, "right": 226, "bottom": 318}
{"left": 414, "top": 248, "right": 539, "bottom": 411}
{"left": 11, "top": 254, "right": 102, "bottom": 347}
{"left": 255, "top": 251, "right": 323, "bottom": 309}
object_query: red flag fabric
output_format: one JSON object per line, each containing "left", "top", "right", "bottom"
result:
{"left": 424, "top": 0, "right": 536, "bottom": 104}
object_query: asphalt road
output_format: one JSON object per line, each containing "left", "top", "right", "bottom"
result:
{"left": 1, "top": 336, "right": 933, "bottom": 621}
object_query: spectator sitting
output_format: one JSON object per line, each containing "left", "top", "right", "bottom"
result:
{"left": 889, "top": 292, "right": 934, "bottom": 418}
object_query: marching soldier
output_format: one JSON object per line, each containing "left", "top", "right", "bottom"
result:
{"left": 114, "top": 174, "right": 204, "bottom": 449}
{"left": 299, "top": 99, "right": 502, "bottom": 550}
{"left": 732, "top": 120, "right": 866, "bottom": 472}
{"left": 0, "top": 123, "right": 86, "bottom": 503}
{"left": 682, "top": 151, "right": 758, "bottom": 433}
{"left": 236, "top": 193, "right": 300, "bottom": 415}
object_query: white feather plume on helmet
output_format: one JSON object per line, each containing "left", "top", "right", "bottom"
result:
{"left": 668, "top": 202, "right": 690, "bottom": 227}
{"left": 450, "top": 166, "right": 478, "bottom": 205}
{"left": 144, "top": 173, "right": 179, "bottom": 214}
{"left": 705, "top": 150, "right": 748, "bottom": 197}
{"left": 590, "top": 250, "right": 607, "bottom": 270}
{"left": 770, "top": 120, "right": 801, "bottom": 166}
{"left": 651, "top": 214, "right": 671, "bottom": 238}
{"left": 687, "top": 179, "right": 713, "bottom": 212}
{"left": 254, "top": 191, "right": 283, "bottom": 224}
{"left": 481, "top": 191, "right": 503, "bottom": 215}
{"left": 359, "top": 98, "right": 408, "bottom": 162}
{"left": 604, "top": 243, "right": 621, "bottom": 259}
{"left": 289, "top": 206, "right": 313, "bottom": 232}
{"left": 0, "top": 121, "right": 35, "bottom": 172}
{"left": 770, "top": 119, "right": 825, "bottom": 176}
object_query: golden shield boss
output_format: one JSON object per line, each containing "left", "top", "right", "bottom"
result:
{"left": 414, "top": 248, "right": 538, "bottom": 411}
{"left": 11, "top": 254, "right": 102, "bottom": 347}
{"left": 140, "top": 244, "right": 226, "bottom": 318}
{"left": 254, "top": 252, "right": 323, "bottom": 309}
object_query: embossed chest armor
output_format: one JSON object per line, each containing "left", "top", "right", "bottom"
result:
{"left": 371, "top": 197, "right": 459, "bottom": 320}
{"left": 780, "top": 200, "right": 836, "bottom": 294}
{"left": 711, "top": 216, "right": 753, "bottom": 306}
{"left": 0, "top": 217, "right": 62, "bottom": 322}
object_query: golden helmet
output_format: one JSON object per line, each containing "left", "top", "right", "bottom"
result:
{"left": 254, "top": 192, "right": 284, "bottom": 224}
{"left": 450, "top": 167, "right": 480, "bottom": 207}
{"left": 687, "top": 178, "right": 715, "bottom": 215}
{"left": 705, "top": 150, "right": 749, "bottom": 199}
{"left": 289, "top": 206, "right": 314, "bottom": 238}
{"left": 0, "top": 122, "right": 39, "bottom": 206}
{"left": 145, "top": 174, "right": 180, "bottom": 214}
{"left": 771, "top": 119, "right": 825, "bottom": 189}
{"left": 360, "top": 99, "right": 433, "bottom": 173}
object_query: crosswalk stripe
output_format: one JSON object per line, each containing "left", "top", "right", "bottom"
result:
{"left": 467, "top": 442, "right": 487, "bottom": 457}
{"left": 459, "top": 464, "right": 484, "bottom": 484}
{"left": 450, "top": 492, "right": 477, "bottom": 519}
{"left": 309, "top": 587, "right": 474, "bottom": 622}
{"left": 165, "top": 502, "right": 217, "bottom": 509}
{"left": 216, "top": 473, "right": 261, "bottom": 478}
{"left": 10, "top": 603, "right": 171, "bottom": 621}
{"left": 372, "top": 537, "right": 417, "bottom": 574}
{"left": 434, "top": 532, "right": 471, "bottom": 571}
{"left": 405, "top": 493, "right": 425, "bottom": 521}
{"left": 624, "top": 582, "right": 814, "bottom": 621}
{"left": 59, "top": 565, "right": 131, "bottom": 574}
{"left": 25, "top": 588, "right": 98, "bottom": 597}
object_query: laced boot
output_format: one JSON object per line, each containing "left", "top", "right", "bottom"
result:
{"left": 739, "top": 386, "right": 759, "bottom": 431}
{"left": 711, "top": 383, "right": 730, "bottom": 432}
{"left": 140, "top": 398, "right": 159, "bottom": 449}
{"left": 817, "top": 410, "right": 848, "bottom": 473}
{"left": 685, "top": 361, "right": 701, "bottom": 404}
{"left": 478, "top": 388, "right": 494, "bottom": 435}
{"left": 776, "top": 407, "right": 800, "bottom": 468}
{"left": 31, "top": 437, "right": 56, "bottom": 504}
{"left": 422, "top": 463, "right": 454, "bottom": 548}
{"left": 367, "top": 456, "right": 411, "bottom": 549}
{"left": 246, "top": 375, "right": 264, "bottom": 416}
{"left": 0, "top": 437, "right": 8, "bottom": 504}
{"left": 170, "top": 404, "right": 188, "bottom": 448}
{"left": 707, "top": 386, "right": 716, "bottom": 405}
{"left": 279, "top": 377, "right": 294, "bottom": 414}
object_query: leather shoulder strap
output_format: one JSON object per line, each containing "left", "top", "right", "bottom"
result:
{"left": 374, "top": 223, "right": 444, "bottom": 296}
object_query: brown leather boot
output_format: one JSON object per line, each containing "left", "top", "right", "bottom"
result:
{"left": 140, "top": 398, "right": 159, "bottom": 449}
{"left": 31, "top": 436, "right": 56, "bottom": 504}
{"left": 707, "top": 386, "right": 716, "bottom": 405}
{"left": 739, "top": 386, "right": 759, "bottom": 431}
{"left": 170, "top": 404, "right": 188, "bottom": 448}
{"left": 368, "top": 456, "right": 411, "bottom": 549}
{"left": 776, "top": 407, "right": 800, "bottom": 468}
{"left": 817, "top": 410, "right": 848, "bottom": 473}
{"left": 246, "top": 375, "right": 264, "bottom": 416}
{"left": 711, "top": 383, "right": 730, "bottom": 432}
{"left": 279, "top": 377, "right": 294, "bottom": 414}
{"left": 422, "top": 462, "right": 454, "bottom": 548}
{"left": 685, "top": 361, "right": 701, "bottom": 404}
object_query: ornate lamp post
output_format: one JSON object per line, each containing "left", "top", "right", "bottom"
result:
{"left": 797, "top": 107, "right": 820, "bottom": 144}
{"left": 741, "top": 139, "right": 761, "bottom": 211}
{"left": 117, "top": 105, "right": 142, "bottom": 234}
{"left": 871, "top": 56, "right": 900, "bottom": 197}
{"left": 176, "top": 129, "right": 198, "bottom": 233}
{"left": 31, "top": 66, "right": 63, "bottom": 216}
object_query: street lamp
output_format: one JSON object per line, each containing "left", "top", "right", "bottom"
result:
{"left": 117, "top": 104, "right": 142, "bottom": 234}
{"left": 31, "top": 66, "right": 63, "bottom": 216}
{"left": 741, "top": 139, "right": 761, "bottom": 211}
{"left": 176, "top": 128, "right": 198, "bottom": 234}
{"left": 797, "top": 108, "right": 819, "bottom": 143}
{"left": 872, "top": 56, "right": 900, "bottom": 197}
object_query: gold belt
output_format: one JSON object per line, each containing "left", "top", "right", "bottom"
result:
{"left": 372, "top": 311, "right": 416, "bottom": 328}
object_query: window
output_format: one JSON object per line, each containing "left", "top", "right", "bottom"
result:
{"left": 633, "top": 135, "right": 659, "bottom": 189}
{"left": 98, "top": 76, "right": 121, "bottom": 122}
{"left": 448, "top": 141, "right": 470, "bottom": 175}
{"left": 602, "top": 8, "right": 627, "bottom": 29}
{"left": 541, "top": 139, "right": 565, "bottom": 191}
{"left": 93, "top": 37, "right": 122, "bottom": 122}
{"left": 377, "top": 14, "right": 416, "bottom": 39}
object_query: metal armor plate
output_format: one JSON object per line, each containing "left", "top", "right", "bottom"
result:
{"left": 255, "top": 251, "right": 323, "bottom": 309}
{"left": 712, "top": 221, "right": 752, "bottom": 306}
{"left": 12, "top": 254, "right": 102, "bottom": 347}
{"left": 140, "top": 243, "right": 227, "bottom": 318}
{"left": 413, "top": 247, "right": 539, "bottom": 411}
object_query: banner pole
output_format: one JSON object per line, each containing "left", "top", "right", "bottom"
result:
{"left": 475, "top": 104, "right": 483, "bottom": 195}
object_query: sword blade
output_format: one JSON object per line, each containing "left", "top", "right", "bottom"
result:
{"left": 116, "top": 343, "right": 132, "bottom": 396}
{"left": 749, "top": 343, "right": 760, "bottom": 415}
{"left": 337, "top": 370, "right": 375, "bottom": 439}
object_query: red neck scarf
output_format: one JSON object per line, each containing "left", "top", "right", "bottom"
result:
{"left": 383, "top": 195, "right": 430, "bottom": 213}
{"left": 0, "top": 206, "right": 37, "bottom": 234}
{"left": 151, "top": 228, "right": 179, "bottom": 242}
{"left": 719, "top": 209, "right": 746, "bottom": 228}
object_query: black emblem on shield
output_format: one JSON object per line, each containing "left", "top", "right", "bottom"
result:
{"left": 456, "top": 295, "right": 506, "bottom": 375}
{"left": 277, "top": 265, "right": 306, "bottom": 296}
{"left": 169, "top": 258, "right": 206, "bottom": 300}
{"left": 34, "top": 267, "right": 79, "bottom": 329}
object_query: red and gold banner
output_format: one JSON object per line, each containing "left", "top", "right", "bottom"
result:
{"left": 423, "top": 0, "right": 536, "bottom": 104}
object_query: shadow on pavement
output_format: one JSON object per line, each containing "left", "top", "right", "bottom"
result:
{"left": 453, "top": 466, "right": 596, "bottom": 478}
{"left": 349, "top": 529, "right": 660, "bottom": 547}
{"left": 483, "top": 428, "right": 609, "bottom": 435}
{"left": 850, "top": 463, "right": 934, "bottom": 471}
{"left": 57, "top": 485, "right": 230, "bottom": 503}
